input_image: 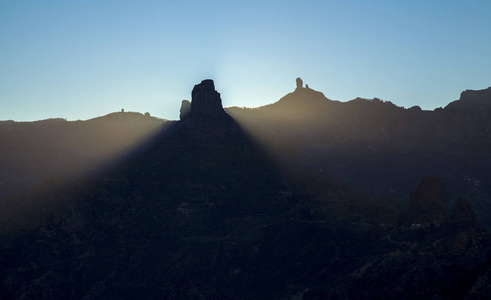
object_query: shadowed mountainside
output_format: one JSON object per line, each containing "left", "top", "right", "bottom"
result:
{"left": 228, "top": 81, "right": 491, "bottom": 226}
{"left": 0, "top": 79, "right": 491, "bottom": 299}
{"left": 2, "top": 80, "right": 491, "bottom": 227}
{"left": 2, "top": 80, "right": 491, "bottom": 223}
{"left": 0, "top": 112, "right": 169, "bottom": 198}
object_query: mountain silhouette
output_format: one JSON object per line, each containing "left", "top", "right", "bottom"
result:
{"left": 184, "top": 79, "right": 238, "bottom": 135}
{"left": 1, "top": 79, "right": 491, "bottom": 299}
{"left": 0, "top": 112, "right": 168, "bottom": 198}
{"left": 228, "top": 80, "right": 491, "bottom": 227}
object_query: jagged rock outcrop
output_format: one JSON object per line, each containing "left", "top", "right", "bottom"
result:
{"left": 440, "top": 86, "right": 491, "bottom": 140}
{"left": 296, "top": 77, "right": 303, "bottom": 90}
{"left": 445, "top": 87, "right": 491, "bottom": 111}
{"left": 190, "top": 79, "right": 226, "bottom": 116}
{"left": 184, "top": 79, "right": 237, "bottom": 134}
{"left": 461, "top": 87, "right": 491, "bottom": 101}
{"left": 399, "top": 177, "right": 446, "bottom": 226}
{"left": 179, "top": 100, "right": 191, "bottom": 121}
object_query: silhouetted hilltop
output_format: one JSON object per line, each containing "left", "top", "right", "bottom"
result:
{"left": 2, "top": 79, "right": 491, "bottom": 227}
{"left": 445, "top": 87, "right": 491, "bottom": 111}
{"left": 190, "top": 79, "right": 225, "bottom": 115}
{"left": 183, "top": 79, "right": 238, "bottom": 136}
{"left": 263, "top": 80, "right": 332, "bottom": 113}
{"left": 228, "top": 80, "right": 415, "bottom": 145}
{"left": 1, "top": 79, "right": 491, "bottom": 299}
{"left": 228, "top": 80, "right": 491, "bottom": 227}
{"left": 230, "top": 81, "right": 491, "bottom": 142}
{"left": 0, "top": 112, "right": 167, "bottom": 197}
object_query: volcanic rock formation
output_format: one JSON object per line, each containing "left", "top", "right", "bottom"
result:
{"left": 179, "top": 100, "right": 191, "bottom": 121}
{"left": 190, "top": 79, "right": 225, "bottom": 116}
{"left": 184, "top": 79, "right": 237, "bottom": 134}
{"left": 296, "top": 77, "right": 303, "bottom": 90}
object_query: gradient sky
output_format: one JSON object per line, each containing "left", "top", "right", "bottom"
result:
{"left": 1, "top": 1, "right": 490, "bottom": 121}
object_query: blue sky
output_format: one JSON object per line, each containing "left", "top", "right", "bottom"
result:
{"left": 1, "top": 0, "right": 490, "bottom": 121}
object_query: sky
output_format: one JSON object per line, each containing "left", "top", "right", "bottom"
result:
{"left": 1, "top": 0, "right": 490, "bottom": 121}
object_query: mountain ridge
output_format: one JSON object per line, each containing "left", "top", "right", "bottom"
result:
{"left": 0, "top": 79, "right": 491, "bottom": 300}
{"left": 2, "top": 80, "right": 491, "bottom": 223}
{"left": 1, "top": 79, "right": 491, "bottom": 299}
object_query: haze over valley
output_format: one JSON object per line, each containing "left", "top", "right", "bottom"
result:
{"left": 1, "top": 79, "right": 491, "bottom": 299}
{"left": 2, "top": 1, "right": 491, "bottom": 298}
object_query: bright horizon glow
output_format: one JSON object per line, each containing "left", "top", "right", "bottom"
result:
{"left": 1, "top": 1, "right": 490, "bottom": 121}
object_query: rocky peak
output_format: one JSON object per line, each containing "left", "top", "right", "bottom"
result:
{"left": 183, "top": 79, "right": 236, "bottom": 134}
{"left": 179, "top": 100, "right": 191, "bottom": 121}
{"left": 460, "top": 87, "right": 491, "bottom": 102}
{"left": 445, "top": 86, "right": 491, "bottom": 110}
{"left": 190, "top": 79, "right": 226, "bottom": 116}
{"left": 296, "top": 77, "right": 303, "bottom": 90}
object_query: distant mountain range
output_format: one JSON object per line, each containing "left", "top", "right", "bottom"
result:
{"left": 2, "top": 80, "right": 491, "bottom": 224}
{"left": 1, "top": 79, "right": 491, "bottom": 299}
{"left": 228, "top": 82, "right": 491, "bottom": 227}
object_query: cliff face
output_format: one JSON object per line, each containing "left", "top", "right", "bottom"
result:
{"left": 184, "top": 79, "right": 237, "bottom": 135}
{"left": 190, "top": 79, "right": 225, "bottom": 116}
{"left": 445, "top": 87, "right": 491, "bottom": 111}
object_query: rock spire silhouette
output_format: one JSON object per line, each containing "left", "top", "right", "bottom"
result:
{"left": 183, "top": 79, "right": 236, "bottom": 134}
